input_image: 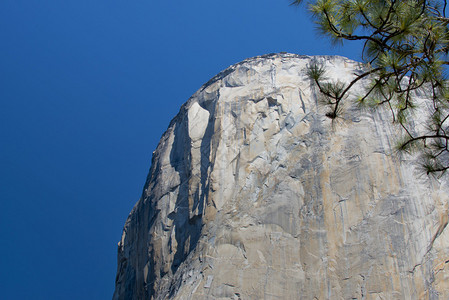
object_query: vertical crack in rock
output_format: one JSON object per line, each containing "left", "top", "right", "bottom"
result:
{"left": 113, "top": 53, "right": 449, "bottom": 300}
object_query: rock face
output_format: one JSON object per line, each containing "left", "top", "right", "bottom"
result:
{"left": 113, "top": 53, "right": 449, "bottom": 299}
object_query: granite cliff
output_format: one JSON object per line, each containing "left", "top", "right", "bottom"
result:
{"left": 113, "top": 53, "right": 449, "bottom": 299}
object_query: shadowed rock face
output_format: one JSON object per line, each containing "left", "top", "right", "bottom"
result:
{"left": 113, "top": 53, "right": 449, "bottom": 300}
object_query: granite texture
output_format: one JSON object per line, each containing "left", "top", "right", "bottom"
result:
{"left": 113, "top": 53, "right": 449, "bottom": 300}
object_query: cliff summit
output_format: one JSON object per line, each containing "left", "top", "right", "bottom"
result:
{"left": 113, "top": 53, "right": 449, "bottom": 299}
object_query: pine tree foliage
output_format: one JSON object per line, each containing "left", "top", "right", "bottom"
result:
{"left": 293, "top": 0, "right": 449, "bottom": 176}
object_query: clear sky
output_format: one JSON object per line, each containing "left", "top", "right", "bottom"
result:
{"left": 0, "top": 1, "right": 361, "bottom": 299}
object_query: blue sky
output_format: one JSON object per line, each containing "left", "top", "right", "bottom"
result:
{"left": 0, "top": 1, "right": 360, "bottom": 299}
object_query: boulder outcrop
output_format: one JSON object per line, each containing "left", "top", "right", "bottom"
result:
{"left": 113, "top": 53, "right": 449, "bottom": 299}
